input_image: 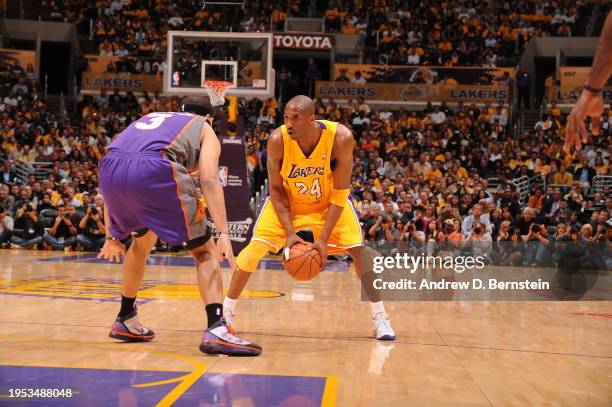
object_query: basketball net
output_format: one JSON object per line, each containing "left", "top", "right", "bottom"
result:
{"left": 203, "top": 80, "right": 231, "bottom": 106}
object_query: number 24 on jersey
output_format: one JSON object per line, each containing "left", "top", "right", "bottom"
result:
{"left": 294, "top": 178, "right": 322, "bottom": 200}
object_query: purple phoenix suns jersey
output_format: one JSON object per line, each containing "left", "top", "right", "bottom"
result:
{"left": 108, "top": 112, "right": 208, "bottom": 171}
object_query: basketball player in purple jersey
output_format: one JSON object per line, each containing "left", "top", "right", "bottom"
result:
{"left": 97, "top": 96, "right": 261, "bottom": 356}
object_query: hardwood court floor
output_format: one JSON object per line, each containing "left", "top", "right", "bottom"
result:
{"left": 0, "top": 250, "right": 610, "bottom": 406}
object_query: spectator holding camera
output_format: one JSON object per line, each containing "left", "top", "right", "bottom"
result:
{"left": 463, "top": 220, "right": 492, "bottom": 260}
{"left": 77, "top": 197, "right": 106, "bottom": 251}
{"left": 0, "top": 207, "right": 13, "bottom": 248}
{"left": 436, "top": 219, "right": 460, "bottom": 255}
{"left": 590, "top": 225, "right": 610, "bottom": 270}
{"left": 368, "top": 213, "right": 396, "bottom": 243}
{"left": 461, "top": 204, "right": 492, "bottom": 237}
{"left": 524, "top": 223, "right": 553, "bottom": 266}
{"left": 44, "top": 205, "right": 78, "bottom": 251}
{"left": 400, "top": 222, "right": 425, "bottom": 243}
{"left": 10, "top": 203, "right": 44, "bottom": 249}
{"left": 497, "top": 221, "right": 523, "bottom": 266}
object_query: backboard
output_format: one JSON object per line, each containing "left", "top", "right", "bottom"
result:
{"left": 164, "top": 31, "right": 274, "bottom": 99}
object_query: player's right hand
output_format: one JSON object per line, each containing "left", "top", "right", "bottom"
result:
{"left": 565, "top": 90, "right": 604, "bottom": 152}
{"left": 283, "top": 233, "right": 305, "bottom": 262}
{"left": 97, "top": 239, "right": 126, "bottom": 263}
{"left": 216, "top": 233, "right": 238, "bottom": 272}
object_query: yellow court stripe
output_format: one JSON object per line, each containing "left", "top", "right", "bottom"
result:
{"left": 94, "top": 344, "right": 208, "bottom": 407}
{"left": 132, "top": 376, "right": 186, "bottom": 388}
{"left": 321, "top": 375, "right": 338, "bottom": 407}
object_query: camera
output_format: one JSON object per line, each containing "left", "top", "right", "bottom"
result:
{"left": 473, "top": 226, "right": 481, "bottom": 234}
{"left": 530, "top": 223, "right": 540, "bottom": 233}
{"left": 25, "top": 204, "right": 34, "bottom": 212}
{"left": 90, "top": 207, "right": 98, "bottom": 215}
{"left": 508, "top": 228, "right": 516, "bottom": 236}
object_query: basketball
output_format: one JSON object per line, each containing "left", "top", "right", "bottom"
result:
{"left": 284, "top": 243, "right": 322, "bottom": 281}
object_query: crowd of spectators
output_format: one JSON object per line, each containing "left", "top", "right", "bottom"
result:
{"left": 324, "top": 0, "right": 606, "bottom": 67}
{"left": 44, "top": 0, "right": 308, "bottom": 77}
{"left": 0, "top": 51, "right": 610, "bottom": 265}
{"left": 47, "top": 0, "right": 608, "bottom": 77}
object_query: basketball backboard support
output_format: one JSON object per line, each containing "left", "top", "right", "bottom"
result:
{"left": 165, "top": 31, "right": 274, "bottom": 99}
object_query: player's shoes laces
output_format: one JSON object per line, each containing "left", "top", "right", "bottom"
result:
{"left": 200, "top": 317, "right": 262, "bottom": 356}
{"left": 372, "top": 312, "right": 396, "bottom": 340}
{"left": 109, "top": 309, "right": 155, "bottom": 342}
{"left": 223, "top": 307, "right": 236, "bottom": 334}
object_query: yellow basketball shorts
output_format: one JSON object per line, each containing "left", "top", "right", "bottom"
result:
{"left": 236, "top": 197, "right": 364, "bottom": 272}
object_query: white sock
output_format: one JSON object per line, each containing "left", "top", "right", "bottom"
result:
{"left": 370, "top": 300, "right": 385, "bottom": 317}
{"left": 223, "top": 297, "right": 238, "bottom": 315}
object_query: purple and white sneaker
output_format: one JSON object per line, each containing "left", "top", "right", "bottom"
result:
{"left": 200, "top": 318, "right": 262, "bottom": 356}
{"left": 109, "top": 310, "right": 155, "bottom": 342}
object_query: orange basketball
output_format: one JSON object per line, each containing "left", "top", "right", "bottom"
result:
{"left": 284, "top": 242, "right": 322, "bottom": 281}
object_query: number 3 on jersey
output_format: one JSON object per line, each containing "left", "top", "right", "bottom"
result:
{"left": 295, "top": 178, "right": 322, "bottom": 200}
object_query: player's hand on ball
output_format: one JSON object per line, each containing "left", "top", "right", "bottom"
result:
{"left": 312, "top": 239, "right": 328, "bottom": 271}
{"left": 97, "top": 239, "right": 126, "bottom": 263}
{"left": 283, "top": 233, "right": 305, "bottom": 261}
{"left": 217, "top": 233, "right": 238, "bottom": 272}
{"left": 565, "top": 90, "right": 603, "bottom": 152}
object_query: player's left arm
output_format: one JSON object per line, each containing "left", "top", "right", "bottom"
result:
{"left": 97, "top": 200, "right": 126, "bottom": 262}
{"left": 313, "top": 124, "right": 355, "bottom": 268}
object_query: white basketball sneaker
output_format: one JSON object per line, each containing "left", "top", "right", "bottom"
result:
{"left": 372, "top": 312, "right": 396, "bottom": 340}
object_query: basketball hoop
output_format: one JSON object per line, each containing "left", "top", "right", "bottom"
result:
{"left": 203, "top": 80, "right": 232, "bottom": 106}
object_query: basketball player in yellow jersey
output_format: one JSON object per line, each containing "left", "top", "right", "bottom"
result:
{"left": 223, "top": 95, "right": 396, "bottom": 343}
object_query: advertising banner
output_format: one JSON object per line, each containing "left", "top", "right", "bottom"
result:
{"left": 334, "top": 63, "right": 514, "bottom": 85}
{"left": 0, "top": 49, "right": 36, "bottom": 69}
{"left": 552, "top": 86, "right": 612, "bottom": 104}
{"left": 81, "top": 72, "right": 163, "bottom": 92}
{"left": 555, "top": 67, "right": 612, "bottom": 104}
{"left": 216, "top": 135, "right": 254, "bottom": 254}
{"left": 273, "top": 33, "right": 334, "bottom": 50}
{"left": 316, "top": 82, "right": 510, "bottom": 103}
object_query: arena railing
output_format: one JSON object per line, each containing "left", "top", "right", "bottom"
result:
{"left": 59, "top": 92, "right": 66, "bottom": 123}
{"left": 511, "top": 175, "right": 530, "bottom": 205}
{"left": 252, "top": 179, "right": 269, "bottom": 215}
{"left": 486, "top": 177, "right": 503, "bottom": 191}
{"left": 0, "top": 158, "right": 29, "bottom": 184}
{"left": 592, "top": 175, "right": 612, "bottom": 194}
{"left": 30, "top": 162, "right": 53, "bottom": 181}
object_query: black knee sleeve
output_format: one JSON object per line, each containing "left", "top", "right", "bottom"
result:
{"left": 182, "top": 227, "right": 213, "bottom": 251}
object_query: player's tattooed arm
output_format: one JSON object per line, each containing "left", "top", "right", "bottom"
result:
{"left": 268, "top": 128, "right": 303, "bottom": 249}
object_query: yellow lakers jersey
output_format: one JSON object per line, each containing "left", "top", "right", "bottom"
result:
{"left": 280, "top": 120, "right": 338, "bottom": 214}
